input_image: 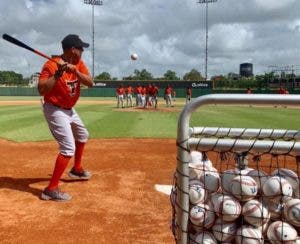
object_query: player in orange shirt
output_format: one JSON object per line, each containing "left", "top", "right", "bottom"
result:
{"left": 116, "top": 84, "right": 125, "bottom": 108}
{"left": 134, "top": 84, "right": 142, "bottom": 107}
{"left": 164, "top": 84, "right": 173, "bottom": 107}
{"left": 145, "top": 83, "right": 153, "bottom": 108}
{"left": 152, "top": 83, "right": 159, "bottom": 108}
{"left": 125, "top": 84, "right": 133, "bottom": 107}
{"left": 38, "top": 34, "right": 93, "bottom": 201}
{"left": 186, "top": 86, "right": 192, "bottom": 104}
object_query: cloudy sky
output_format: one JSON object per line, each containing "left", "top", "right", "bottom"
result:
{"left": 0, "top": 0, "right": 299, "bottom": 79}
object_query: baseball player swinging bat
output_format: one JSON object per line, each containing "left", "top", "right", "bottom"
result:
{"left": 2, "top": 33, "right": 59, "bottom": 65}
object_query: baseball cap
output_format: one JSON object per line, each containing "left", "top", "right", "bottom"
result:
{"left": 61, "top": 34, "right": 89, "bottom": 49}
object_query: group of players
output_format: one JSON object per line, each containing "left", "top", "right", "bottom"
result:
{"left": 116, "top": 83, "right": 184, "bottom": 109}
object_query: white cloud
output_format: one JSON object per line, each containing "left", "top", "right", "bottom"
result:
{"left": 210, "top": 24, "right": 254, "bottom": 51}
{"left": 254, "top": 0, "right": 296, "bottom": 10}
{"left": 0, "top": 0, "right": 299, "bottom": 79}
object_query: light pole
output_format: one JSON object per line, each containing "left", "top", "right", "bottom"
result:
{"left": 83, "top": 0, "right": 103, "bottom": 79}
{"left": 198, "top": 0, "right": 217, "bottom": 81}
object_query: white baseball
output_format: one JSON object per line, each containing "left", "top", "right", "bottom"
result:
{"left": 189, "top": 179, "right": 202, "bottom": 186}
{"left": 247, "top": 169, "right": 268, "bottom": 192}
{"left": 262, "top": 176, "right": 293, "bottom": 201}
{"left": 130, "top": 53, "right": 138, "bottom": 60}
{"left": 242, "top": 199, "right": 270, "bottom": 227}
{"left": 189, "top": 183, "right": 207, "bottom": 205}
{"left": 230, "top": 175, "right": 258, "bottom": 201}
{"left": 221, "top": 169, "right": 238, "bottom": 193}
{"left": 200, "top": 168, "right": 220, "bottom": 192}
{"left": 202, "top": 159, "right": 213, "bottom": 168}
{"left": 235, "top": 225, "right": 264, "bottom": 244}
{"left": 267, "top": 221, "right": 298, "bottom": 243}
{"left": 272, "top": 168, "right": 299, "bottom": 198}
{"left": 221, "top": 168, "right": 253, "bottom": 193}
{"left": 284, "top": 198, "right": 300, "bottom": 227}
{"left": 212, "top": 218, "right": 237, "bottom": 242}
{"left": 189, "top": 203, "right": 215, "bottom": 231}
{"left": 213, "top": 194, "right": 241, "bottom": 222}
{"left": 191, "top": 231, "right": 217, "bottom": 244}
{"left": 189, "top": 151, "right": 203, "bottom": 164}
{"left": 189, "top": 163, "right": 213, "bottom": 180}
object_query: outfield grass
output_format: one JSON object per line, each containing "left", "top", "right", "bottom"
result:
{"left": 0, "top": 97, "right": 300, "bottom": 142}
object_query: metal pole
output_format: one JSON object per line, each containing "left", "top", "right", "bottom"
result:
{"left": 198, "top": 0, "right": 217, "bottom": 81}
{"left": 92, "top": 4, "right": 95, "bottom": 79}
{"left": 205, "top": 1, "right": 208, "bottom": 81}
{"left": 83, "top": 0, "right": 103, "bottom": 80}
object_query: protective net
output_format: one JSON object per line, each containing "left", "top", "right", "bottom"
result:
{"left": 172, "top": 127, "right": 300, "bottom": 243}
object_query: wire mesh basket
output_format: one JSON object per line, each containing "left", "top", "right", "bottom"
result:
{"left": 172, "top": 94, "right": 300, "bottom": 244}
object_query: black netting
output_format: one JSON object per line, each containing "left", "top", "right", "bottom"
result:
{"left": 172, "top": 132, "right": 300, "bottom": 244}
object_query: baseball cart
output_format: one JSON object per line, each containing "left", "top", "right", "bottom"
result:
{"left": 171, "top": 94, "right": 300, "bottom": 244}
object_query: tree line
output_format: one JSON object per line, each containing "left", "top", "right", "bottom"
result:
{"left": 0, "top": 68, "right": 297, "bottom": 88}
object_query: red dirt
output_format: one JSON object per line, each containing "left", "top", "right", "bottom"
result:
{"left": 0, "top": 138, "right": 176, "bottom": 244}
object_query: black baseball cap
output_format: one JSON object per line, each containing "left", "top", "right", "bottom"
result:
{"left": 61, "top": 34, "right": 89, "bottom": 49}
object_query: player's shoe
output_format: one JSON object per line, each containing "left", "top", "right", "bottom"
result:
{"left": 68, "top": 167, "right": 92, "bottom": 180}
{"left": 40, "top": 187, "right": 72, "bottom": 202}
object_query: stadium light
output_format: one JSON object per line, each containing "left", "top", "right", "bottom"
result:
{"left": 83, "top": 0, "right": 104, "bottom": 79}
{"left": 198, "top": 0, "right": 217, "bottom": 81}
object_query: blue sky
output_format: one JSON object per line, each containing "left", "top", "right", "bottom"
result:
{"left": 0, "top": 0, "right": 299, "bottom": 79}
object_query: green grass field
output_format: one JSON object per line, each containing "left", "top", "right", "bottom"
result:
{"left": 0, "top": 97, "right": 300, "bottom": 142}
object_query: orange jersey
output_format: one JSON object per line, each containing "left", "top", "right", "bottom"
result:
{"left": 165, "top": 87, "right": 172, "bottom": 95}
{"left": 125, "top": 86, "right": 133, "bottom": 94}
{"left": 116, "top": 87, "right": 125, "bottom": 95}
{"left": 134, "top": 86, "right": 142, "bottom": 94}
{"left": 152, "top": 86, "right": 159, "bottom": 96}
{"left": 39, "top": 57, "right": 89, "bottom": 108}
{"left": 187, "top": 88, "right": 192, "bottom": 95}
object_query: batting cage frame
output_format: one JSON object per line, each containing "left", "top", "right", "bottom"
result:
{"left": 173, "top": 94, "right": 300, "bottom": 244}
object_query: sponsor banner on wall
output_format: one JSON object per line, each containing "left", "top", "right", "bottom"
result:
{"left": 94, "top": 80, "right": 212, "bottom": 89}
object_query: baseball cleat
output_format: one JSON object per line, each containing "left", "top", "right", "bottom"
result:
{"left": 68, "top": 167, "right": 92, "bottom": 180}
{"left": 40, "top": 187, "right": 72, "bottom": 202}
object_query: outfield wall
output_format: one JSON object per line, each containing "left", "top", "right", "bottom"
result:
{"left": 0, "top": 87, "right": 298, "bottom": 97}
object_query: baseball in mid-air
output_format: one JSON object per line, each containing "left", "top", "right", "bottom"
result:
{"left": 131, "top": 53, "right": 138, "bottom": 60}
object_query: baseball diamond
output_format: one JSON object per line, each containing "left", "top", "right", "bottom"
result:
{"left": 0, "top": 97, "right": 300, "bottom": 243}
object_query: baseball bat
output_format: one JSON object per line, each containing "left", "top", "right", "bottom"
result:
{"left": 2, "top": 33, "right": 59, "bottom": 64}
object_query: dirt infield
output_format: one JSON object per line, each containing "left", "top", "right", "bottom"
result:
{"left": 0, "top": 138, "right": 176, "bottom": 244}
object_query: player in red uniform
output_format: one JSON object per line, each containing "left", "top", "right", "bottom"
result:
{"left": 152, "top": 83, "right": 159, "bottom": 108}
{"left": 125, "top": 84, "right": 133, "bottom": 107}
{"left": 164, "top": 84, "right": 173, "bottom": 107}
{"left": 186, "top": 86, "right": 192, "bottom": 104}
{"left": 38, "top": 34, "right": 93, "bottom": 201}
{"left": 134, "top": 84, "right": 142, "bottom": 107}
{"left": 116, "top": 84, "right": 125, "bottom": 108}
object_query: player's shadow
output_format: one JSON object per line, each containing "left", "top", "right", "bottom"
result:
{"left": 0, "top": 176, "right": 88, "bottom": 198}
{"left": 0, "top": 176, "right": 49, "bottom": 197}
